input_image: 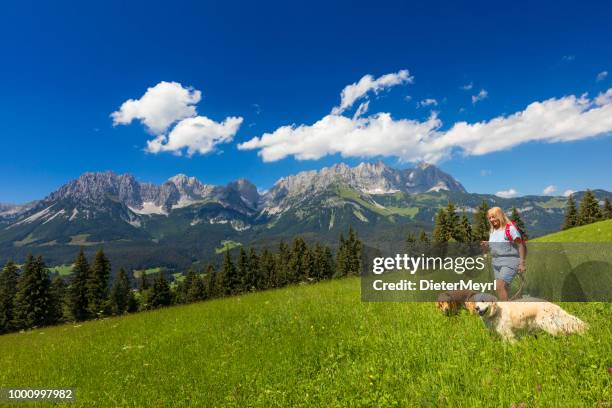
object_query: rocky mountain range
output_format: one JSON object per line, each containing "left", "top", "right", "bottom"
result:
{"left": 2, "top": 161, "right": 466, "bottom": 223}
{"left": 0, "top": 162, "right": 609, "bottom": 271}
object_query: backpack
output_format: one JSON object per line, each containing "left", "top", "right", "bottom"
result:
{"left": 505, "top": 221, "right": 528, "bottom": 256}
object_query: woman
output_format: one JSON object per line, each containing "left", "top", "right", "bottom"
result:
{"left": 481, "top": 207, "right": 526, "bottom": 300}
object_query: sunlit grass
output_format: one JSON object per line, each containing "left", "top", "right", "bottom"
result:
{"left": 0, "top": 278, "right": 609, "bottom": 407}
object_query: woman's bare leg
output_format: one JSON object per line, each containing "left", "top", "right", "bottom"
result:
{"left": 496, "top": 279, "right": 508, "bottom": 300}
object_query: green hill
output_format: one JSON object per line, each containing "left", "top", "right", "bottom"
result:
{"left": 1, "top": 220, "right": 610, "bottom": 406}
{"left": 1, "top": 277, "right": 610, "bottom": 406}
{"left": 532, "top": 219, "right": 612, "bottom": 242}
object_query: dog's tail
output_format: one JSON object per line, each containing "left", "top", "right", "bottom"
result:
{"left": 539, "top": 306, "right": 588, "bottom": 336}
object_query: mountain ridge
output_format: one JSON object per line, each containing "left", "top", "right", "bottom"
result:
{"left": 1, "top": 162, "right": 610, "bottom": 270}
{"left": 3, "top": 161, "right": 466, "bottom": 219}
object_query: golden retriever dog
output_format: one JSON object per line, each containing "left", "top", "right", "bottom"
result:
{"left": 436, "top": 290, "right": 497, "bottom": 315}
{"left": 475, "top": 299, "right": 587, "bottom": 343}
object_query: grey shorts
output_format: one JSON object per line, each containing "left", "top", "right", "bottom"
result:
{"left": 493, "top": 262, "right": 518, "bottom": 284}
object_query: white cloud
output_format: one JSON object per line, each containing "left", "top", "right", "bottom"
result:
{"left": 472, "top": 89, "right": 488, "bottom": 104}
{"left": 595, "top": 89, "right": 612, "bottom": 105}
{"left": 460, "top": 82, "right": 474, "bottom": 90}
{"left": 596, "top": 71, "right": 608, "bottom": 82}
{"left": 240, "top": 88, "right": 612, "bottom": 164}
{"left": 495, "top": 189, "right": 518, "bottom": 198}
{"left": 404, "top": 95, "right": 412, "bottom": 102}
{"left": 416, "top": 98, "right": 438, "bottom": 108}
{"left": 331, "top": 70, "right": 413, "bottom": 115}
{"left": 563, "top": 189, "right": 576, "bottom": 197}
{"left": 238, "top": 112, "right": 445, "bottom": 163}
{"left": 112, "top": 81, "right": 242, "bottom": 156}
{"left": 543, "top": 185, "right": 556, "bottom": 195}
{"left": 111, "top": 81, "right": 201, "bottom": 134}
{"left": 352, "top": 101, "right": 370, "bottom": 119}
{"left": 480, "top": 169, "right": 491, "bottom": 176}
{"left": 147, "top": 116, "right": 243, "bottom": 156}
{"left": 436, "top": 90, "right": 612, "bottom": 157}
{"left": 562, "top": 55, "right": 575, "bottom": 62}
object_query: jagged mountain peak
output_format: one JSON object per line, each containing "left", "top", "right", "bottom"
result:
{"left": 266, "top": 161, "right": 465, "bottom": 205}
{"left": 165, "top": 173, "right": 214, "bottom": 204}
{"left": 403, "top": 163, "right": 466, "bottom": 193}
{"left": 48, "top": 171, "right": 141, "bottom": 206}
{"left": 168, "top": 173, "right": 201, "bottom": 186}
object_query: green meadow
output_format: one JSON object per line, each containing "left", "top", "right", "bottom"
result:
{"left": 532, "top": 219, "right": 612, "bottom": 243}
{"left": 215, "top": 240, "right": 242, "bottom": 254}
{"left": 0, "top": 223, "right": 611, "bottom": 407}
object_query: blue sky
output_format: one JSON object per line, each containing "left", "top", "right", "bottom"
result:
{"left": 1, "top": 0, "right": 611, "bottom": 203}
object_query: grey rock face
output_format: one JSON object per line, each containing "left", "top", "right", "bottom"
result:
{"left": 402, "top": 163, "right": 466, "bottom": 194}
{"left": 226, "top": 179, "right": 260, "bottom": 209}
{"left": 8, "top": 161, "right": 464, "bottom": 222}
{"left": 48, "top": 171, "right": 142, "bottom": 207}
{"left": 263, "top": 161, "right": 465, "bottom": 208}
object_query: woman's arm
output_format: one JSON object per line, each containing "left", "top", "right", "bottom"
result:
{"left": 516, "top": 239, "right": 526, "bottom": 273}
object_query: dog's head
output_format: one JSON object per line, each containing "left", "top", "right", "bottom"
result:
{"left": 436, "top": 293, "right": 460, "bottom": 315}
{"left": 474, "top": 301, "right": 498, "bottom": 318}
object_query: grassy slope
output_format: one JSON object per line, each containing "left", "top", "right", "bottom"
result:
{"left": 1, "top": 224, "right": 611, "bottom": 406}
{"left": 532, "top": 219, "right": 612, "bottom": 242}
{"left": 0, "top": 280, "right": 610, "bottom": 407}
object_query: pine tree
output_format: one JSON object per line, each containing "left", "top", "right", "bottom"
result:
{"left": 67, "top": 249, "right": 90, "bottom": 321}
{"left": 241, "top": 247, "right": 260, "bottom": 291}
{"left": 473, "top": 200, "right": 490, "bottom": 241}
{"left": 48, "top": 276, "right": 66, "bottom": 324}
{"left": 258, "top": 249, "right": 276, "bottom": 289}
{"left": 312, "top": 243, "right": 325, "bottom": 281}
{"left": 312, "top": 244, "right": 334, "bottom": 281}
{"left": 458, "top": 213, "right": 473, "bottom": 243}
{"left": 186, "top": 273, "right": 205, "bottom": 302}
{"left": 236, "top": 247, "right": 250, "bottom": 293}
{"left": 578, "top": 190, "right": 602, "bottom": 225}
{"left": 176, "top": 269, "right": 197, "bottom": 304}
{"left": 433, "top": 208, "right": 450, "bottom": 243}
{"left": 247, "top": 247, "right": 263, "bottom": 290}
{"left": 137, "top": 270, "right": 151, "bottom": 311}
{"left": 510, "top": 207, "right": 528, "bottom": 239}
{"left": 0, "top": 260, "right": 19, "bottom": 333}
{"left": 126, "top": 283, "right": 138, "bottom": 313}
{"left": 149, "top": 272, "right": 172, "bottom": 308}
{"left": 563, "top": 194, "right": 579, "bottom": 230}
{"left": 405, "top": 231, "right": 417, "bottom": 253}
{"left": 603, "top": 197, "right": 612, "bottom": 219}
{"left": 220, "top": 250, "right": 239, "bottom": 295}
{"left": 14, "top": 255, "right": 52, "bottom": 329}
{"left": 275, "top": 241, "right": 291, "bottom": 287}
{"left": 288, "top": 238, "right": 309, "bottom": 282}
{"left": 86, "top": 249, "right": 111, "bottom": 317}
{"left": 335, "top": 233, "right": 349, "bottom": 278}
{"left": 415, "top": 229, "right": 431, "bottom": 256}
{"left": 446, "top": 202, "right": 460, "bottom": 241}
{"left": 110, "top": 268, "right": 134, "bottom": 315}
{"left": 203, "top": 264, "right": 217, "bottom": 299}
{"left": 322, "top": 246, "right": 335, "bottom": 279}
{"left": 347, "top": 227, "right": 363, "bottom": 276}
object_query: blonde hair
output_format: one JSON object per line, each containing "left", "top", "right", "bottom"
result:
{"left": 487, "top": 207, "right": 511, "bottom": 232}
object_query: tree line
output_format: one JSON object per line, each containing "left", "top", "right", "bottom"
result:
{"left": 406, "top": 200, "right": 528, "bottom": 248}
{"left": 562, "top": 191, "right": 612, "bottom": 230}
{"left": 0, "top": 228, "right": 363, "bottom": 335}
